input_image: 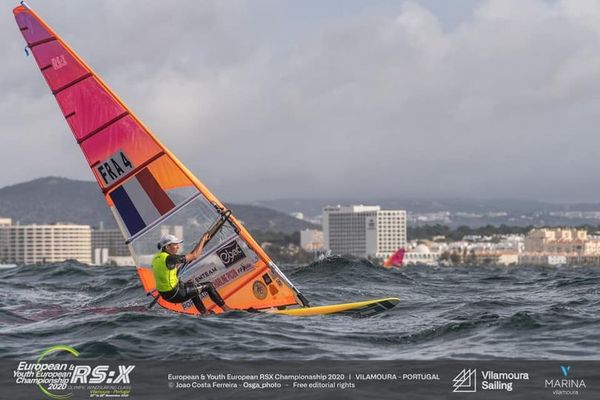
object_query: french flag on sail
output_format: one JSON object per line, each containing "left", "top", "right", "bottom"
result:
{"left": 109, "top": 168, "right": 175, "bottom": 237}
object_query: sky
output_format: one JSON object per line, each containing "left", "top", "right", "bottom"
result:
{"left": 1, "top": 0, "right": 600, "bottom": 203}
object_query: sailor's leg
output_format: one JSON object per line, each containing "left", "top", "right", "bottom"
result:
{"left": 183, "top": 282, "right": 207, "bottom": 314}
{"left": 199, "top": 282, "right": 231, "bottom": 312}
{"left": 191, "top": 294, "right": 207, "bottom": 315}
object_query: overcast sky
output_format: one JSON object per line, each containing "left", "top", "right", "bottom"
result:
{"left": 2, "top": 0, "right": 600, "bottom": 203}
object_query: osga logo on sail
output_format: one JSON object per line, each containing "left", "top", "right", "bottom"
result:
{"left": 179, "top": 238, "right": 256, "bottom": 289}
{"left": 217, "top": 241, "right": 246, "bottom": 267}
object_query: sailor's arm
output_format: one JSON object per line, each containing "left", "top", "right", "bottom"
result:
{"left": 184, "top": 233, "right": 209, "bottom": 263}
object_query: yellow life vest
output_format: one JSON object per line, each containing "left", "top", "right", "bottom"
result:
{"left": 152, "top": 251, "right": 179, "bottom": 292}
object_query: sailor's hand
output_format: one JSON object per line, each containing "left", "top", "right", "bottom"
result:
{"left": 187, "top": 233, "right": 209, "bottom": 262}
{"left": 200, "top": 232, "right": 210, "bottom": 244}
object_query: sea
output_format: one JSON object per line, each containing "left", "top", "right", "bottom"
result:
{"left": 1, "top": 258, "right": 599, "bottom": 360}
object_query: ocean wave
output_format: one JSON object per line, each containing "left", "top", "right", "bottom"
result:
{"left": 0, "top": 260, "right": 599, "bottom": 359}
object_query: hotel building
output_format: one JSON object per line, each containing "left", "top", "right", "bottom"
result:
{"left": 0, "top": 218, "right": 92, "bottom": 264}
{"left": 91, "top": 228, "right": 130, "bottom": 265}
{"left": 322, "top": 205, "right": 407, "bottom": 259}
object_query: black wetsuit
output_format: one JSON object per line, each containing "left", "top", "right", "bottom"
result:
{"left": 158, "top": 253, "right": 226, "bottom": 314}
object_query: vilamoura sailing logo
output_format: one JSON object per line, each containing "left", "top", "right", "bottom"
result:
{"left": 217, "top": 241, "right": 246, "bottom": 267}
{"left": 453, "top": 369, "right": 477, "bottom": 392}
{"left": 452, "top": 367, "right": 530, "bottom": 393}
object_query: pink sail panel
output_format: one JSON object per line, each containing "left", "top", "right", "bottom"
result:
{"left": 15, "top": 8, "right": 53, "bottom": 44}
{"left": 32, "top": 40, "right": 89, "bottom": 92}
{"left": 384, "top": 248, "right": 405, "bottom": 268}
{"left": 56, "top": 77, "right": 127, "bottom": 140}
{"left": 82, "top": 116, "right": 163, "bottom": 187}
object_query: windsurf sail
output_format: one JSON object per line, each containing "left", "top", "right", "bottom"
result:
{"left": 383, "top": 248, "right": 405, "bottom": 268}
{"left": 13, "top": 2, "right": 309, "bottom": 314}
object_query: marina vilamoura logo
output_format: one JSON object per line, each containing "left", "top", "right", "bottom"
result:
{"left": 544, "top": 365, "right": 586, "bottom": 396}
{"left": 453, "top": 369, "right": 477, "bottom": 392}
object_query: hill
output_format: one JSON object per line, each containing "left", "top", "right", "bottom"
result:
{"left": 0, "top": 177, "right": 318, "bottom": 234}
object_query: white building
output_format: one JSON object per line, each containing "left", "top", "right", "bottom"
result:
{"left": 496, "top": 235, "right": 525, "bottom": 253}
{"left": 519, "top": 253, "right": 567, "bottom": 266}
{"left": 290, "top": 212, "right": 304, "bottom": 220}
{"left": 300, "top": 229, "right": 324, "bottom": 251}
{"left": 0, "top": 219, "right": 92, "bottom": 264}
{"left": 93, "top": 248, "right": 109, "bottom": 265}
{"left": 91, "top": 228, "right": 130, "bottom": 264}
{"left": 106, "top": 255, "right": 136, "bottom": 266}
{"left": 524, "top": 228, "right": 599, "bottom": 255}
{"left": 404, "top": 244, "right": 439, "bottom": 265}
{"left": 323, "top": 205, "right": 406, "bottom": 258}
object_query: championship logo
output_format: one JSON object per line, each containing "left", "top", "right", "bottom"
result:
{"left": 13, "top": 345, "right": 135, "bottom": 399}
{"left": 217, "top": 241, "right": 246, "bottom": 268}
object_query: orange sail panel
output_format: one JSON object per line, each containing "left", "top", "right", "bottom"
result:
{"left": 13, "top": 3, "right": 307, "bottom": 314}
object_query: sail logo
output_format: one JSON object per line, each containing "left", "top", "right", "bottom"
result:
{"left": 96, "top": 149, "right": 134, "bottom": 186}
{"left": 252, "top": 281, "right": 268, "bottom": 300}
{"left": 217, "top": 241, "right": 246, "bottom": 267}
{"left": 452, "top": 369, "right": 477, "bottom": 392}
{"left": 51, "top": 54, "right": 67, "bottom": 70}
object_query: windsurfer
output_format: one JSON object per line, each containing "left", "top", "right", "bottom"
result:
{"left": 152, "top": 233, "right": 232, "bottom": 315}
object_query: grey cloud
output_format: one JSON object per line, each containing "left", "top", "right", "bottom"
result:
{"left": 1, "top": 0, "right": 600, "bottom": 203}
